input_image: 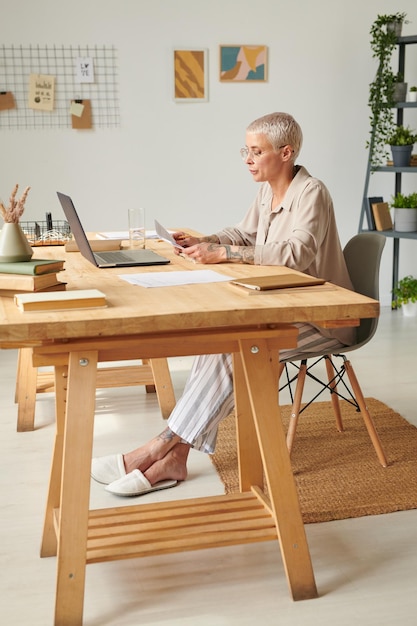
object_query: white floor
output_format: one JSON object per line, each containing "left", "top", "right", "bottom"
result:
{"left": 1, "top": 307, "right": 416, "bottom": 626}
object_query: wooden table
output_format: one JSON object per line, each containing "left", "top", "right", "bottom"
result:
{"left": 0, "top": 241, "right": 379, "bottom": 625}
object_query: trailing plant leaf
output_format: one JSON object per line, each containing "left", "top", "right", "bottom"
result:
{"left": 366, "top": 14, "right": 403, "bottom": 168}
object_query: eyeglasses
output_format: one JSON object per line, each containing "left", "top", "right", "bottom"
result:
{"left": 240, "top": 145, "right": 288, "bottom": 161}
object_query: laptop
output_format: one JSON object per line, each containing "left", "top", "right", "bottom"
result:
{"left": 57, "top": 192, "right": 170, "bottom": 268}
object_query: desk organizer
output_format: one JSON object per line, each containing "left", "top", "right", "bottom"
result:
{"left": 20, "top": 220, "right": 71, "bottom": 246}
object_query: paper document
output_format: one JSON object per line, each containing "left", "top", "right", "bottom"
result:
{"left": 97, "top": 230, "right": 164, "bottom": 240}
{"left": 154, "top": 220, "right": 184, "bottom": 249}
{"left": 119, "top": 270, "right": 233, "bottom": 288}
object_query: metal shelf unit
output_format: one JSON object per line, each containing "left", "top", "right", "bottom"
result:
{"left": 359, "top": 35, "right": 417, "bottom": 303}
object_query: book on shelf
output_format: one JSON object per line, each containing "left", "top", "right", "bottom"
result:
{"left": 371, "top": 202, "right": 393, "bottom": 231}
{"left": 0, "top": 259, "right": 65, "bottom": 275}
{"left": 0, "top": 271, "right": 65, "bottom": 291}
{"left": 0, "top": 283, "right": 67, "bottom": 298}
{"left": 14, "top": 288, "right": 107, "bottom": 312}
{"left": 230, "top": 273, "right": 326, "bottom": 291}
{"left": 365, "top": 196, "right": 382, "bottom": 230}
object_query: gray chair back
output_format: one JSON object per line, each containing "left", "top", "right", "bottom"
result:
{"left": 343, "top": 232, "right": 385, "bottom": 347}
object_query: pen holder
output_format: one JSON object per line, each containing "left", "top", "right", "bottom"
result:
{"left": 0, "top": 221, "right": 34, "bottom": 262}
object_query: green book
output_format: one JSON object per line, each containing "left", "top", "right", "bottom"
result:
{"left": 0, "top": 259, "right": 65, "bottom": 275}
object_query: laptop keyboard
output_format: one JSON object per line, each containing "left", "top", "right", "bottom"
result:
{"left": 95, "top": 251, "right": 137, "bottom": 263}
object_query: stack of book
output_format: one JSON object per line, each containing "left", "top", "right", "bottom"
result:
{"left": 0, "top": 258, "right": 66, "bottom": 298}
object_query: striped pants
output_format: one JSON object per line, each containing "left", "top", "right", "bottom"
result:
{"left": 168, "top": 323, "right": 346, "bottom": 454}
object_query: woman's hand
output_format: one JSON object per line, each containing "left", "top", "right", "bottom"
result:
{"left": 172, "top": 231, "right": 201, "bottom": 248}
{"left": 176, "top": 242, "right": 228, "bottom": 264}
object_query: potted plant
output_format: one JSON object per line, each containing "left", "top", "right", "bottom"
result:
{"left": 393, "top": 72, "right": 408, "bottom": 103}
{"left": 366, "top": 14, "right": 403, "bottom": 169}
{"left": 409, "top": 86, "right": 417, "bottom": 102}
{"left": 387, "top": 125, "right": 417, "bottom": 167}
{"left": 390, "top": 192, "right": 417, "bottom": 232}
{"left": 0, "top": 184, "right": 33, "bottom": 262}
{"left": 392, "top": 274, "right": 417, "bottom": 316}
{"left": 385, "top": 12, "right": 408, "bottom": 36}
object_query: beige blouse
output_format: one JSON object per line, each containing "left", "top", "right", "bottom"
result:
{"left": 215, "top": 166, "right": 355, "bottom": 345}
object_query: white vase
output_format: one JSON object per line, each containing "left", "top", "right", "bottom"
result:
{"left": 394, "top": 208, "right": 417, "bottom": 232}
{"left": 402, "top": 302, "right": 417, "bottom": 317}
{"left": 0, "top": 222, "right": 34, "bottom": 262}
{"left": 408, "top": 91, "right": 417, "bottom": 102}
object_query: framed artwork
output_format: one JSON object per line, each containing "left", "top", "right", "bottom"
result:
{"left": 173, "top": 48, "right": 208, "bottom": 102}
{"left": 219, "top": 45, "right": 267, "bottom": 82}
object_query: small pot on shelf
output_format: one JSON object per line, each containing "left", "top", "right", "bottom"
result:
{"left": 387, "top": 125, "right": 417, "bottom": 167}
{"left": 391, "top": 193, "right": 417, "bottom": 232}
{"left": 390, "top": 145, "right": 413, "bottom": 167}
{"left": 394, "top": 207, "right": 417, "bottom": 232}
{"left": 393, "top": 78, "right": 408, "bottom": 103}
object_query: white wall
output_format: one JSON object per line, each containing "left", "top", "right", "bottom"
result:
{"left": 2, "top": 0, "right": 417, "bottom": 305}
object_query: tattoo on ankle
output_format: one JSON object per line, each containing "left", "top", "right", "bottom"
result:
{"left": 158, "top": 428, "right": 175, "bottom": 442}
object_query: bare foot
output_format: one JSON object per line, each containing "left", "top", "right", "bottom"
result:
{"left": 144, "top": 443, "right": 190, "bottom": 485}
{"left": 123, "top": 427, "right": 181, "bottom": 474}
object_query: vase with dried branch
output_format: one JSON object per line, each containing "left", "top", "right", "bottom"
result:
{"left": 0, "top": 184, "right": 34, "bottom": 262}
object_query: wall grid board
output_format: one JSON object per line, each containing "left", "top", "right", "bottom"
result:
{"left": 0, "top": 44, "right": 119, "bottom": 129}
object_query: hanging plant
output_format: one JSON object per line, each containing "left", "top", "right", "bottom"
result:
{"left": 366, "top": 13, "right": 407, "bottom": 169}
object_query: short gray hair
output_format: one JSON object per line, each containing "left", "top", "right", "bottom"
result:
{"left": 246, "top": 112, "right": 303, "bottom": 160}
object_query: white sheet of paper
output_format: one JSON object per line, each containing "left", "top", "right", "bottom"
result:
{"left": 154, "top": 220, "right": 183, "bottom": 249}
{"left": 75, "top": 57, "right": 95, "bottom": 83}
{"left": 118, "top": 270, "right": 233, "bottom": 288}
{"left": 96, "top": 230, "right": 165, "bottom": 240}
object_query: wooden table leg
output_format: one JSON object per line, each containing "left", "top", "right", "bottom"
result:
{"left": 148, "top": 358, "right": 176, "bottom": 419}
{"left": 15, "top": 347, "right": 38, "bottom": 431}
{"left": 40, "top": 364, "right": 68, "bottom": 557}
{"left": 238, "top": 336, "right": 318, "bottom": 601}
{"left": 233, "top": 352, "right": 263, "bottom": 492}
{"left": 54, "top": 350, "right": 98, "bottom": 626}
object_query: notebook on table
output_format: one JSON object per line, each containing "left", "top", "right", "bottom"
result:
{"left": 56, "top": 192, "right": 170, "bottom": 268}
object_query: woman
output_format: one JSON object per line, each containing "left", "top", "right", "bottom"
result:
{"left": 92, "top": 111, "right": 354, "bottom": 496}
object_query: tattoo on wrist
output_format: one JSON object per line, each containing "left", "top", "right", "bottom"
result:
{"left": 223, "top": 246, "right": 255, "bottom": 264}
{"left": 201, "top": 235, "right": 220, "bottom": 244}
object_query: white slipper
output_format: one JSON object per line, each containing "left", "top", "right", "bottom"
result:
{"left": 105, "top": 469, "right": 178, "bottom": 497}
{"left": 91, "top": 454, "right": 126, "bottom": 484}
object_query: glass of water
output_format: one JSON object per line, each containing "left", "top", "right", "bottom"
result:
{"left": 128, "top": 208, "right": 145, "bottom": 249}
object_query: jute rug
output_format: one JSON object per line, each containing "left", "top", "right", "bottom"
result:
{"left": 211, "top": 398, "right": 417, "bottom": 524}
